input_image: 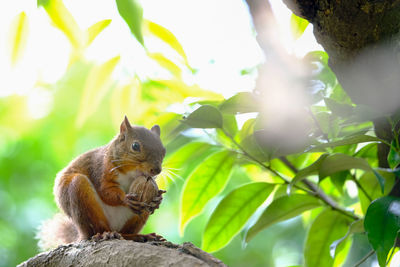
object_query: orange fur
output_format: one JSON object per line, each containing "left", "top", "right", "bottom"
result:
{"left": 121, "top": 211, "right": 150, "bottom": 234}
{"left": 38, "top": 117, "right": 166, "bottom": 250}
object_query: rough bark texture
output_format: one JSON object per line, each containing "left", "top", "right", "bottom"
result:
{"left": 17, "top": 240, "right": 226, "bottom": 267}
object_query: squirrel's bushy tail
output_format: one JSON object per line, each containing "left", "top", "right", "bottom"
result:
{"left": 37, "top": 213, "right": 78, "bottom": 251}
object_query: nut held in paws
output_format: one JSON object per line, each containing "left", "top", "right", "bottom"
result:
{"left": 129, "top": 176, "right": 159, "bottom": 203}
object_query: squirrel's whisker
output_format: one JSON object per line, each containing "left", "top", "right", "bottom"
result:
{"left": 163, "top": 167, "right": 181, "bottom": 171}
{"left": 160, "top": 168, "right": 183, "bottom": 183}
{"left": 163, "top": 172, "right": 174, "bottom": 182}
{"left": 165, "top": 169, "right": 184, "bottom": 181}
{"left": 109, "top": 164, "right": 133, "bottom": 173}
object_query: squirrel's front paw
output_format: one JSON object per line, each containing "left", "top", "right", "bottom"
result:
{"left": 148, "top": 190, "right": 166, "bottom": 214}
{"left": 124, "top": 193, "right": 150, "bottom": 214}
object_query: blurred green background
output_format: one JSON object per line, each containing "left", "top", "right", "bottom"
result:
{"left": 0, "top": 1, "right": 330, "bottom": 266}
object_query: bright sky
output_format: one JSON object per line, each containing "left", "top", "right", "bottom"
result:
{"left": 0, "top": 0, "right": 321, "bottom": 101}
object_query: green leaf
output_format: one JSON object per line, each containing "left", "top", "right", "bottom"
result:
{"left": 333, "top": 235, "right": 353, "bottom": 267}
{"left": 373, "top": 170, "right": 386, "bottom": 194}
{"left": 116, "top": 0, "right": 144, "bottom": 45}
{"left": 246, "top": 194, "right": 321, "bottom": 242}
{"left": 365, "top": 196, "right": 400, "bottom": 267}
{"left": 315, "top": 112, "right": 340, "bottom": 139}
{"left": 288, "top": 154, "right": 328, "bottom": 193}
{"left": 86, "top": 19, "right": 111, "bottom": 46}
{"left": 219, "top": 92, "right": 258, "bottom": 114}
{"left": 180, "top": 151, "right": 236, "bottom": 235}
{"left": 388, "top": 140, "right": 400, "bottom": 169}
{"left": 354, "top": 143, "right": 378, "bottom": 159}
{"left": 143, "top": 19, "right": 189, "bottom": 66}
{"left": 290, "top": 13, "right": 309, "bottom": 40}
{"left": 330, "top": 219, "right": 364, "bottom": 258}
{"left": 77, "top": 56, "right": 120, "bottom": 127}
{"left": 324, "top": 98, "right": 354, "bottom": 117}
{"left": 304, "top": 209, "right": 351, "bottom": 267}
{"left": 38, "top": 0, "right": 49, "bottom": 6}
{"left": 359, "top": 171, "right": 395, "bottom": 214}
{"left": 240, "top": 134, "right": 270, "bottom": 162}
{"left": 286, "top": 153, "right": 320, "bottom": 170}
{"left": 309, "top": 135, "right": 382, "bottom": 151}
{"left": 8, "top": 12, "right": 29, "bottom": 66}
{"left": 329, "top": 83, "right": 353, "bottom": 104}
{"left": 238, "top": 118, "right": 256, "bottom": 142}
{"left": 222, "top": 114, "right": 238, "bottom": 138}
{"left": 202, "top": 182, "right": 275, "bottom": 252}
{"left": 330, "top": 171, "right": 350, "bottom": 194}
{"left": 319, "top": 153, "right": 372, "bottom": 180}
{"left": 183, "top": 105, "right": 223, "bottom": 128}
{"left": 305, "top": 50, "right": 329, "bottom": 66}
{"left": 40, "top": 0, "right": 84, "bottom": 48}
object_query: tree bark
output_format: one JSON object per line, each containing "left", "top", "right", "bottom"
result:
{"left": 17, "top": 240, "right": 226, "bottom": 267}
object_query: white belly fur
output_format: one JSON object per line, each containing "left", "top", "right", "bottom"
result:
{"left": 98, "top": 170, "right": 142, "bottom": 231}
{"left": 101, "top": 203, "right": 135, "bottom": 231}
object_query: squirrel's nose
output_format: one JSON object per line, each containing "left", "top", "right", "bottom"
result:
{"left": 151, "top": 167, "right": 161, "bottom": 175}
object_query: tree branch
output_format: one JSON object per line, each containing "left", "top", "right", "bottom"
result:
{"left": 18, "top": 240, "right": 227, "bottom": 267}
{"left": 279, "top": 157, "right": 360, "bottom": 220}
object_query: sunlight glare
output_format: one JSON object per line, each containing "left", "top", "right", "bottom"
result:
{"left": 27, "top": 87, "right": 53, "bottom": 119}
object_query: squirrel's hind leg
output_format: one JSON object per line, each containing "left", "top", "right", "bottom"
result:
{"left": 57, "top": 173, "right": 111, "bottom": 240}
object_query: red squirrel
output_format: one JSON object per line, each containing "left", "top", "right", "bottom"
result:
{"left": 39, "top": 116, "right": 166, "bottom": 249}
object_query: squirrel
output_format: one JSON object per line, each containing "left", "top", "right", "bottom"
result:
{"left": 38, "top": 116, "right": 167, "bottom": 250}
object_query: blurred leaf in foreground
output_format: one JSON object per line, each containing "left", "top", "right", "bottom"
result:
{"left": 8, "top": 12, "right": 29, "bottom": 66}
{"left": 143, "top": 19, "right": 189, "bottom": 66}
{"left": 86, "top": 19, "right": 111, "bottom": 46}
{"left": 116, "top": 0, "right": 144, "bottom": 45}
{"left": 77, "top": 56, "right": 120, "bottom": 127}
{"left": 39, "top": 0, "right": 84, "bottom": 49}
{"left": 147, "top": 52, "right": 182, "bottom": 77}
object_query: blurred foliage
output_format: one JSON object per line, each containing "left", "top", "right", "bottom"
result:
{"left": 1, "top": 1, "right": 400, "bottom": 267}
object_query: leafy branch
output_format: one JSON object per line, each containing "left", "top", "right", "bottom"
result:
{"left": 181, "top": 98, "right": 397, "bottom": 265}
{"left": 222, "top": 129, "right": 360, "bottom": 221}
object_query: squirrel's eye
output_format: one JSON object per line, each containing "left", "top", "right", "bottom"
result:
{"left": 132, "top": 142, "right": 141, "bottom": 152}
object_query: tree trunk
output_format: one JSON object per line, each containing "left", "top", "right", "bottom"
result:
{"left": 18, "top": 240, "right": 226, "bottom": 267}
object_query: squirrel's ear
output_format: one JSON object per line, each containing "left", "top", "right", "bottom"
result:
{"left": 151, "top": 125, "right": 160, "bottom": 136}
{"left": 120, "top": 115, "right": 132, "bottom": 134}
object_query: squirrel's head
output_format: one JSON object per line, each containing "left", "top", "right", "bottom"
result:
{"left": 111, "top": 116, "right": 166, "bottom": 177}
